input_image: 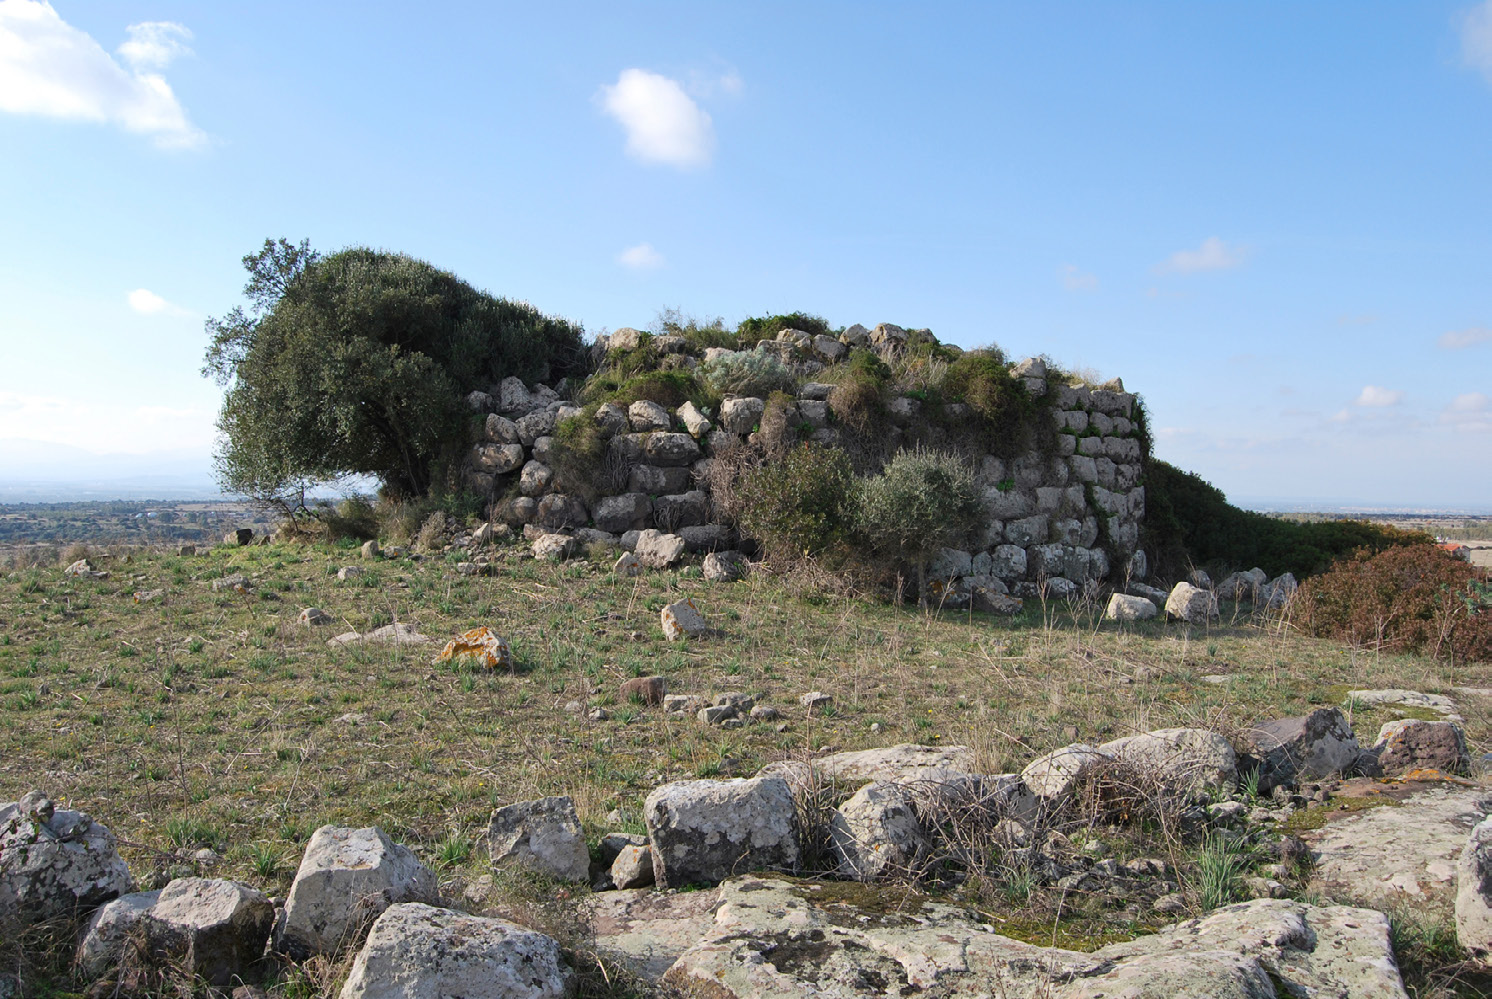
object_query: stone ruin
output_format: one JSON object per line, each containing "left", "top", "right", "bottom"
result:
{"left": 460, "top": 323, "right": 1150, "bottom": 602}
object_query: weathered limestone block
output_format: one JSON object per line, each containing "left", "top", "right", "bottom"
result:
{"left": 1242, "top": 708, "right": 1361, "bottom": 791}
{"left": 1106, "top": 593, "right": 1157, "bottom": 621}
{"left": 653, "top": 490, "right": 709, "bottom": 529}
{"left": 635, "top": 529, "right": 686, "bottom": 568}
{"left": 644, "top": 432, "right": 701, "bottom": 467}
{"left": 519, "top": 460, "right": 553, "bottom": 496}
{"left": 485, "top": 413, "right": 521, "bottom": 444}
{"left": 830, "top": 782, "right": 928, "bottom": 883}
{"left": 0, "top": 793, "right": 132, "bottom": 925}
{"left": 1004, "top": 515, "right": 1048, "bottom": 547}
{"left": 661, "top": 598, "right": 707, "bottom": 640}
{"left": 720, "top": 397, "right": 765, "bottom": 434}
{"left": 676, "top": 401, "right": 712, "bottom": 437}
{"left": 644, "top": 778, "right": 799, "bottom": 888}
{"left": 628, "top": 463, "right": 691, "bottom": 494}
{"left": 1165, "top": 582, "right": 1218, "bottom": 623}
{"left": 593, "top": 493, "right": 653, "bottom": 534}
{"left": 278, "top": 826, "right": 437, "bottom": 958}
{"left": 1373, "top": 719, "right": 1469, "bottom": 776}
{"left": 489, "top": 797, "right": 590, "bottom": 882}
{"left": 1022, "top": 744, "right": 1109, "bottom": 800}
{"left": 340, "top": 903, "right": 572, "bottom": 999}
{"left": 628, "top": 400, "right": 673, "bottom": 432}
{"left": 1098, "top": 728, "right": 1237, "bottom": 795}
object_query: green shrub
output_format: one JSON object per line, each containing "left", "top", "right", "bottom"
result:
{"left": 738, "top": 444, "right": 855, "bottom": 566}
{"left": 700, "top": 346, "right": 797, "bottom": 398}
{"left": 548, "top": 406, "right": 610, "bottom": 497}
{"left": 655, "top": 307, "right": 741, "bottom": 351}
{"left": 1295, "top": 544, "right": 1492, "bottom": 662}
{"left": 583, "top": 368, "right": 709, "bottom": 410}
{"left": 940, "top": 352, "right": 1040, "bottom": 458}
{"left": 853, "top": 447, "right": 985, "bottom": 604}
{"left": 1142, "top": 460, "right": 1432, "bottom": 580}
{"left": 319, "top": 496, "right": 378, "bottom": 541}
{"left": 827, "top": 349, "right": 891, "bottom": 438}
{"left": 736, "top": 311, "right": 834, "bottom": 342}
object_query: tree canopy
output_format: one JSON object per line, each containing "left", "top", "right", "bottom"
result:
{"left": 204, "top": 239, "right": 587, "bottom": 505}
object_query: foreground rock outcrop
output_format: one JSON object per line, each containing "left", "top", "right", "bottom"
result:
{"left": 663, "top": 876, "right": 1408, "bottom": 998}
{"left": 0, "top": 792, "right": 132, "bottom": 925}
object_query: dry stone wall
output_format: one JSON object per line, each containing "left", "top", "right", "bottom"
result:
{"left": 462, "top": 324, "right": 1149, "bottom": 600}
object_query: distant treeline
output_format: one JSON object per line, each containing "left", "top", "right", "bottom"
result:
{"left": 1142, "top": 461, "right": 1434, "bottom": 580}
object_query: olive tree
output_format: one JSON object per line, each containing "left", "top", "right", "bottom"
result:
{"left": 854, "top": 447, "right": 986, "bottom": 605}
{"left": 203, "top": 239, "right": 587, "bottom": 509}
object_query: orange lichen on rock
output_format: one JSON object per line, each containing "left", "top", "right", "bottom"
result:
{"left": 434, "top": 626, "right": 513, "bottom": 669}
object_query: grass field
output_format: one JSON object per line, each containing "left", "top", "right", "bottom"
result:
{"left": 4, "top": 538, "right": 1488, "bottom": 897}
{"left": 3, "top": 537, "right": 1491, "bottom": 996}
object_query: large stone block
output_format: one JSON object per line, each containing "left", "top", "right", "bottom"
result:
{"left": 644, "top": 432, "right": 702, "bottom": 467}
{"left": 1004, "top": 515, "right": 1048, "bottom": 547}
{"left": 831, "top": 783, "right": 928, "bottom": 883}
{"left": 644, "top": 777, "right": 799, "bottom": 888}
{"left": 593, "top": 493, "right": 653, "bottom": 533}
{"left": 488, "top": 797, "right": 590, "bottom": 882}
{"left": 0, "top": 793, "right": 132, "bottom": 924}
{"left": 628, "top": 463, "right": 692, "bottom": 495}
{"left": 278, "top": 826, "right": 437, "bottom": 959}
{"left": 341, "top": 904, "right": 572, "bottom": 999}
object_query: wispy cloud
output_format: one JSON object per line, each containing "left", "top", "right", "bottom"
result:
{"left": 0, "top": 0, "right": 204, "bottom": 148}
{"left": 1156, "top": 236, "right": 1246, "bottom": 274}
{"left": 117, "top": 21, "right": 192, "bottom": 70}
{"left": 1438, "top": 326, "right": 1492, "bottom": 349}
{"left": 1059, "top": 264, "right": 1097, "bottom": 292}
{"left": 617, "top": 243, "right": 665, "bottom": 270}
{"left": 1355, "top": 385, "right": 1405, "bottom": 407}
{"left": 1462, "top": 0, "right": 1492, "bottom": 83}
{"left": 127, "top": 288, "right": 189, "bottom": 316}
{"left": 1442, "top": 391, "right": 1492, "bottom": 431}
{"left": 598, "top": 68, "right": 715, "bottom": 168}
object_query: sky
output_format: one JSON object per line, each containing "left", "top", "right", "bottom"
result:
{"left": 1, "top": 1, "right": 1489, "bottom": 509}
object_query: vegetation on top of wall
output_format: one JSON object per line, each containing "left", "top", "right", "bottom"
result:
{"left": 699, "top": 346, "right": 798, "bottom": 398}
{"left": 826, "top": 349, "right": 893, "bottom": 441}
{"left": 938, "top": 352, "right": 1048, "bottom": 459}
{"left": 736, "top": 311, "right": 836, "bottom": 341}
{"left": 1141, "top": 459, "right": 1433, "bottom": 580}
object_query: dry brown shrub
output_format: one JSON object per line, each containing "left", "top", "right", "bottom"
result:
{"left": 1295, "top": 544, "right": 1492, "bottom": 662}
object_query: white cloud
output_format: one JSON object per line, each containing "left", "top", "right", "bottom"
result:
{"left": 127, "top": 288, "right": 188, "bottom": 315}
{"left": 117, "top": 20, "right": 192, "bottom": 70}
{"left": 598, "top": 68, "right": 715, "bottom": 168}
{"left": 1156, "top": 236, "right": 1246, "bottom": 274}
{"left": 617, "top": 243, "right": 665, "bottom": 270}
{"left": 1438, "top": 326, "right": 1492, "bottom": 349}
{"left": 1442, "top": 391, "right": 1492, "bottom": 431}
{"left": 0, "top": 0, "right": 204, "bottom": 148}
{"left": 1060, "top": 263, "right": 1097, "bottom": 292}
{"left": 0, "top": 390, "right": 215, "bottom": 452}
{"left": 1462, "top": 0, "right": 1492, "bottom": 83}
{"left": 1355, "top": 385, "right": 1405, "bottom": 407}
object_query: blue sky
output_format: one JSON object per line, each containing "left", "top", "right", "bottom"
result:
{"left": 1, "top": 1, "right": 1489, "bottom": 508}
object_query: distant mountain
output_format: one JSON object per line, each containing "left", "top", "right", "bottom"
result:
{"left": 0, "top": 439, "right": 222, "bottom": 501}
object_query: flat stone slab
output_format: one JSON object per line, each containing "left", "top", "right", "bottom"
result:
{"left": 1307, "top": 779, "right": 1492, "bottom": 914}
{"left": 578, "top": 887, "right": 720, "bottom": 980}
{"left": 1346, "top": 688, "right": 1462, "bottom": 722}
{"left": 759, "top": 743, "right": 976, "bottom": 786}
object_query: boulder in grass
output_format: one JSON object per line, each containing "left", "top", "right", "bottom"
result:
{"left": 1105, "top": 593, "right": 1157, "bottom": 621}
{"left": 830, "top": 782, "right": 928, "bottom": 883}
{"left": 644, "top": 777, "right": 799, "bottom": 888}
{"left": 0, "top": 792, "right": 133, "bottom": 926}
{"left": 1164, "top": 582, "right": 1218, "bottom": 623}
{"left": 1241, "top": 707, "right": 1360, "bottom": 792}
{"left": 1097, "top": 728, "right": 1238, "bottom": 795}
{"left": 635, "top": 529, "right": 686, "bottom": 569}
{"left": 488, "top": 797, "right": 590, "bottom": 882}
{"left": 619, "top": 676, "right": 667, "bottom": 706}
{"left": 340, "top": 903, "right": 572, "bottom": 999}
{"left": 1020, "top": 744, "right": 1109, "bottom": 800}
{"left": 76, "top": 878, "right": 274, "bottom": 986}
{"left": 661, "top": 599, "right": 707, "bottom": 640}
{"left": 276, "top": 826, "right": 437, "bottom": 959}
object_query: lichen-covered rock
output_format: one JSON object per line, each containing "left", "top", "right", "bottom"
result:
{"left": 340, "top": 903, "right": 572, "bottom": 999}
{"left": 519, "top": 460, "right": 553, "bottom": 496}
{"left": 277, "top": 826, "right": 437, "bottom": 959}
{"left": 830, "top": 782, "right": 928, "bottom": 882}
{"left": 0, "top": 793, "right": 132, "bottom": 926}
{"left": 661, "top": 598, "right": 707, "bottom": 640}
{"left": 488, "top": 797, "right": 590, "bottom": 882}
{"left": 613, "top": 551, "right": 642, "bottom": 576}
{"left": 1373, "top": 719, "right": 1470, "bottom": 776}
{"left": 644, "top": 777, "right": 799, "bottom": 888}
{"left": 532, "top": 533, "right": 576, "bottom": 561}
{"left": 535, "top": 493, "right": 588, "bottom": 530}
{"left": 611, "top": 845, "right": 656, "bottom": 889}
{"left": 1242, "top": 707, "right": 1360, "bottom": 791}
{"left": 676, "top": 401, "right": 712, "bottom": 437}
{"left": 663, "top": 877, "right": 1406, "bottom": 998}
{"left": 1097, "top": 728, "right": 1237, "bottom": 795}
{"left": 76, "top": 878, "right": 274, "bottom": 985}
{"left": 1165, "top": 582, "right": 1218, "bottom": 623}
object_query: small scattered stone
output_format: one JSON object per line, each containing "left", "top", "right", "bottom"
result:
{"left": 360, "top": 539, "right": 381, "bottom": 559}
{"left": 298, "top": 607, "right": 333, "bottom": 626}
{"left": 749, "top": 704, "right": 780, "bottom": 722}
{"left": 661, "top": 598, "right": 707, "bottom": 640}
{"left": 799, "top": 691, "right": 832, "bottom": 714}
{"left": 619, "top": 675, "right": 667, "bottom": 706}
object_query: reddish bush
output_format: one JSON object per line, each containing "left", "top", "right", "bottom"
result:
{"left": 1296, "top": 544, "right": 1492, "bottom": 662}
